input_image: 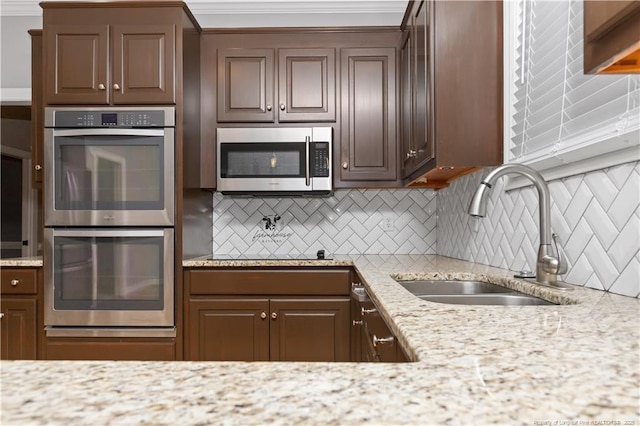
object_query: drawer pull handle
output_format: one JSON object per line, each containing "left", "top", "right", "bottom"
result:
{"left": 361, "top": 307, "right": 377, "bottom": 316}
{"left": 352, "top": 320, "right": 363, "bottom": 326}
{"left": 372, "top": 335, "right": 394, "bottom": 347}
{"left": 10, "top": 279, "right": 19, "bottom": 286}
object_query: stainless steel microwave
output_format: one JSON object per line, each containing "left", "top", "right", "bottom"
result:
{"left": 216, "top": 127, "right": 332, "bottom": 195}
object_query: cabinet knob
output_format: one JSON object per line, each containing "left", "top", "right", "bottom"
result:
{"left": 342, "top": 162, "right": 348, "bottom": 169}
{"left": 10, "top": 279, "right": 19, "bottom": 287}
{"left": 361, "top": 307, "right": 377, "bottom": 316}
{"left": 113, "top": 83, "right": 121, "bottom": 91}
{"left": 34, "top": 164, "right": 42, "bottom": 171}
{"left": 260, "top": 312, "right": 267, "bottom": 319}
{"left": 266, "top": 104, "right": 272, "bottom": 111}
{"left": 271, "top": 312, "right": 278, "bottom": 320}
{"left": 406, "top": 150, "right": 417, "bottom": 159}
{"left": 0, "top": 313, "right": 4, "bottom": 319}
{"left": 372, "top": 335, "right": 394, "bottom": 347}
{"left": 279, "top": 103, "right": 286, "bottom": 111}
{"left": 98, "top": 83, "right": 106, "bottom": 91}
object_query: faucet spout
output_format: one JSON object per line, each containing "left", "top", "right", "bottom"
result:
{"left": 468, "top": 164, "right": 570, "bottom": 289}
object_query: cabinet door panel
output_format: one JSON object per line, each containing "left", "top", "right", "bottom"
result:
{"left": 412, "top": 0, "right": 434, "bottom": 169}
{"left": 189, "top": 299, "right": 269, "bottom": 361}
{"left": 278, "top": 48, "right": 336, "bottom": 122}
{"left": 270, "top": 298, "right": 350, "bottom": 362}
{"left": 112, "top": 24, "right": 176, "bottom": 105}
{"left": 45, "top": 25, "right": 109, "bottom": 105}
{"left": 217, "top": 48, "right": 275, "bottom": 122}
{"left": 340, "top": 48, "right": 397, "bottom": 181}
{"left": 1, "top": 298, "right": 37, "bottom": 360}
{"left": 30, "top": 31, "right": 44, "bottom": 186}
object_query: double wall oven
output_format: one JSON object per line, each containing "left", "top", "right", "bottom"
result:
{"left": 44, "top": 107, "right": 175, "bottom": 337}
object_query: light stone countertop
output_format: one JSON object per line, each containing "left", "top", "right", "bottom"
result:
{"left": 0, "top": 256, "right": 43, "bottom": 267}
{"left": 2, "top": 254, "right": 639, "bottom": 425}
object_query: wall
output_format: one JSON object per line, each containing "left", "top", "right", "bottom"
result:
{"left": 212, "top": 189, "right": 436, "bottom": 256}
{"left": 437, "top": 162, "right": 640, "bottom": 298}
{"left": 0, "top": 16, "right": 41, "bottom": 102}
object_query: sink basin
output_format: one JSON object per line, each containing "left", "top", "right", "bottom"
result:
{"left": 399, "top": 280, "right": 513, "bottom": 296}
{"left": 396, "top": 279, "right": 556, "bottom": 306}
{"left": 418, "top": 294, "right": 554, "bottom": 306}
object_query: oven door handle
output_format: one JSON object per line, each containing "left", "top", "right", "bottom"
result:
{"left": 51, "top": 128, "right": 166, "bottom": 137}
{"left": 50, "top": 229, "right": 166, "bottom": 238}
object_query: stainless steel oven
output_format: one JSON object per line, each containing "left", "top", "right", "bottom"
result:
{"left": 44, "top": 107, "right": 174, "bottom": 226}
{"left": 44, "top": 228, "right": 174, "bottom": 331}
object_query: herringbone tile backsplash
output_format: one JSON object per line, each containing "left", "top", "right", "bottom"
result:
{"left": 213, "top": 189, "right": 437, "bottom": 256}
{"left": 437, "top": 161, "right": 640, "bottom": 297}
{"left": 211, "top": 163, "right": 638, "bottom": 297}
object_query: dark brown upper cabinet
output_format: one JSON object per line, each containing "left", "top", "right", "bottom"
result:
{"left": 401, "top": 0, "right": 503, "bottom": 189}
{"left": 402, "top": 0, "right": 434, "bottom": 181}
{"left": 29, "top": 30, "right": 43, "bottom": 187}
{"left": 217, "top": 48, "right": 275, "bottom": 122}
{"left": 278, "top": 48, "right": 336, "bottom": 122}
{"left": 340, "top": 47, "right": 398, "bottom": 182}
{"left": 217, "top": 47, "right": 335, "bottom": 123}
{"left": 584, "top": 0, "right": 640, "bottom": 74}
{"left": 43, "top": 7, "right": 177, "bottom": 105}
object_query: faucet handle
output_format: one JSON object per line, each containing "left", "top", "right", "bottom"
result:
{"left": 551, "top": 233, "right": 568, "bottom": 275}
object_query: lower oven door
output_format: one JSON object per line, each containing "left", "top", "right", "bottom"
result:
{"left": 44, "top": 228, "right": 174, "bottom": 327}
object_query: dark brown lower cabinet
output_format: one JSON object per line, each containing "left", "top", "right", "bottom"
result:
{"left": 1, "top": 267, "right": 41, "bottom": 360}
{"left": 188, "top": 296, "right": 350, "bottom": 361}
{"left": 185, "top": 268, "right": 352, "bottom": 362}
{"left": 0, "top": 298, "right": 37, "bottom": 360}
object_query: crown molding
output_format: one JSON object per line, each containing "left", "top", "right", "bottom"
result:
{"left": 1, "top": 0, "right": 408, "bottom": 17}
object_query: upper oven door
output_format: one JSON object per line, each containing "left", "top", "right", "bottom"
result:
{"left": 45, "top": 128, "right": 174, "bottom": 226}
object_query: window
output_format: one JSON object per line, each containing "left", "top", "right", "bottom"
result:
{"left": 505, "top": 0, "right": 640, "bottom": 183}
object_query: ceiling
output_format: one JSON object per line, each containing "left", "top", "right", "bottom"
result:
{"left": 0, "top": 1, "right": 410, "bottom": 27}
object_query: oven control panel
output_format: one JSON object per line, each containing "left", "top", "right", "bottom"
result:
{"left": 49, "top": 109, "right": 173, "bottom": 128}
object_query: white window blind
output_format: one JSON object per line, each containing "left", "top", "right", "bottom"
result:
{"left": 506, "top": 0, "right": 640, "bottom": 178}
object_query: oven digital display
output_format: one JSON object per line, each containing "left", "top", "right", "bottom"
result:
{"left": 101, "top": 113, "right": 118, "bottom": 126}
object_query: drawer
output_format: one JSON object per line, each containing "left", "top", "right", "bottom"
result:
{"left": 1, "top": 269, "right": 38, "bottom": 295}
{"left": 187, "top": 269, "right": 350, "bottom": 296}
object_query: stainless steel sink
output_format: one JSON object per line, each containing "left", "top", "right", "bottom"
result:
{"left": 399, "top": 280, "right": 513, "bottom": 296}
{"left": 417, "top": 294, "right": 554, "bottom": 306}
{"left": 396, "top": 279, "right": 556, "bottom": 306}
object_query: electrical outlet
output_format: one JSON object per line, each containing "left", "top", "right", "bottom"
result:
{"left": 382, "top": 214, "right": 394, "bottom": 232}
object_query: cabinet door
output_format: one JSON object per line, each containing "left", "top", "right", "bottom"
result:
{"left": 44, "top": 24, "right": 109, "bottom": 105}
{"left": 0, "top": 298, "right": 37, "bottom": 360}
{"left": 411, "top": 0, "right": 435, "bottom": 171}
{"left": 30, "top": 30, "right": 43, "bottom": 186}
{"left": 217, "top": 48, "right": 275, "bottom": 122}
{"left": 269, "top": 298, "right": 350, "bottom": 362}
{"left": 112, "top": 24, "right": 176, "bottom": 105}
{"left": 340, "top": 48, "right": 397, "bottom": 181}
{"left": 188, "top": 298, "right": 269, "bottom": 361}
{"left": 400, "top": 30, "right": 414, "bottom": 176}
{"left": 278, "top": 48, "right": 336, "bottom": 122}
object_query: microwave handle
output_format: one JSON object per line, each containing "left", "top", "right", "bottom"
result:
{"left": 305, "top": 136, "right": 311, "bottom": 187}
{"left": 51, "top": 128, "right": 166, "bottom": 137}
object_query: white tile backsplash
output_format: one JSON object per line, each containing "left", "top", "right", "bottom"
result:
{"left": 209, "top": 162, "right": 638, "bottom": 297}
{"left": 212, "top": 189, "right": 437, "bottom": 255}
{"left": 436, "top": 161, "right": 640, "bottom": 298}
